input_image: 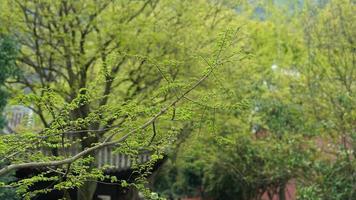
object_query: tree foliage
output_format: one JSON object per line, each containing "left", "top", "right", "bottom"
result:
{"left": 0, "top": 35, "right": 21, "bottom": 200}
{"left": 153, "top": 1, "right": 355, "bottom": 200}
{"left": 0, "top": 0, "right": 245, "bottom": 199}
{"left": 0, "top": 36, "right": 19, "bottom": 128}
{"left": 0, "top": 0, "right": 355, "bottom": 200}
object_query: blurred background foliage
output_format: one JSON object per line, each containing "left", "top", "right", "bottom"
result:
{"left": 152, "top": 0, "right": 355, "bottom": 200}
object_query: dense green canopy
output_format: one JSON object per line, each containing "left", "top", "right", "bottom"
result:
{"left": 0, "top": 0, "right": 354, "bottom": 200}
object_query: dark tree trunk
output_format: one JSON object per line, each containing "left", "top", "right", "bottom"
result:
{"left": 77, "top": 181, "right": 97, "bottom": 200}
{"left": 278, "top": 183, "right": 286, "bottom": 200}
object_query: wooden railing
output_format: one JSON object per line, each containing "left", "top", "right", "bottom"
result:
{"left": 3, "top": 105, "right": 34, "bottom": 133}
{"left": 42, "top": 146, "right": 151, "bottom": 171}
{"left": 3, "top": 105, "right": 151, "bottom": 172}
{"left": 96, "top": 147, "right": 151, "bottom": 171}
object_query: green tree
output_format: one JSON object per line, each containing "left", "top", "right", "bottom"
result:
{"left": 153, "top": 1, "right": 355, "bottom": 200}
{"left": 0, "top": 36, "right": 19, "bottom": 128}
{"left": 296, "top": 0, "right": 356, "bottom": 199}
{"left": 0, "top": 0, "right": 243, "bottom": 199}
{"left": 0, "top": 36, "right": 20, "bottom": 200}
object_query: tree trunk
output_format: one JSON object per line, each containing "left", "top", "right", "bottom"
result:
{"left": 122, "top": 186, "right": 140, "bottom": 200}
{"left": 77, "top": 181, "right": 97, "bottom": 200}
{"left": 63, "top": 189, "right": 72, "bottom": 200}
{"left": 72, "top": 101, "right": 99, "bottom": 200}
{"left": 278, "top": 183, "right": 286, "bottom": 200}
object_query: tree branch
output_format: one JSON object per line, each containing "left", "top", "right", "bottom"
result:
{"left": 0, "top": 57, "right": 218, "bottom": 176}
